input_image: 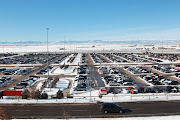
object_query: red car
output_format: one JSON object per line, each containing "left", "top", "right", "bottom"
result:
{"left": 128, "top": 87, "right": 137, "bottom": 94}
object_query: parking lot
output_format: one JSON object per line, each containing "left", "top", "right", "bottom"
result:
{"left": 88, "top": 52, "right": 180, "bottom": 94}
{"left": 0, "top": 52, "right": 180, "bottom": 99}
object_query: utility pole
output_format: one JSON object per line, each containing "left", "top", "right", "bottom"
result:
{"left": 47, "top": 28, "right": 50, "bottom": 87}
{"left": 89, "top": 66, "right": 93, "bottom": 102}
{"left": 70, "top": 38, "right": 71, "bottom": 54}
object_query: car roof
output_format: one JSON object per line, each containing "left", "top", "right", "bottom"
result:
{"left": 102, "top": 103, "right": 116, "bottom": 106}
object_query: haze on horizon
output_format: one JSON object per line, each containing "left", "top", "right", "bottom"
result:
{"left": 0, "top": 0, "right": 180, "bottom": 42}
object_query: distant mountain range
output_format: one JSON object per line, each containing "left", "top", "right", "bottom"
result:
{"left": 0, "top": 40, "right": 179, "bottom": 44}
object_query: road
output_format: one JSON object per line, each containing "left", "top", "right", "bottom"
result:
{"left": 87, "top": 53, "right": 105, "bottom": 89}
{"left": 0, "top": 101, "right": 180, "bottom": 119}
{"left": 90, "top": 67, "right": 105, "bottom": 89}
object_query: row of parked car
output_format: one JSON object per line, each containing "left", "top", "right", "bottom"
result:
{"left": 73, "top": 64, "right": 89, "bottom": 91}
{"left": 114, "top": 53, "right": 148, "bottom": 62}
{"left": 0, "top": 53, "right": 18, "bottom": 58}
{"left": 138, "top": 86, "right": 180, "bottom": 93}
{"left": 2, "top": 68, "right": 34, "bottom": 76}
{"left": 99, "top": 67, "right": 119, "bottom": 74}
{"left": 54, "top": 54, "right": 69, "bottom": 64}
{"left": 14, "top": 76, "right": 40, "bottom": 89}
{"left": 77, "top": 65, "right": 88, "bottom": 74}
{"left": 101, "top": 53, "right": 127, "bottom": 62}
{"left": 0, "top": 68, "right": 6, "bottom": 73}
{"left": 90, "top": 53, "right": 108, "bottom": 63}
{"left": 0, "top": 53, "right": 64, "bottom": 64}
{"left": 149, "top": 53, "right": 180, "bottom": 62}
{"left": 14, "top": 68, "right": 34, "bottom": 76}
{"left": 0, "top": 76, "right": 12, "bottom": 86}
{"left": 73, "top": 75, "right": 88, "bottom": 91}
{"left": 152, "top": 65, "right": 180, "bottom": 73}
{"left": 81, "top": 53, "right": 87, "bottom": 64}
{"left": 103, "top": 74, "right": 135, "bottom": 86}
{"left": 141, "top": 73, "right": 179, "bottom": 85}
{"left": 124, "top": 66, "right": 151, "bottom": 74}
{"left": 134, "top": 54, "right": 163, "bottom": 63}
{"left": 36, "top": 65, "right": 54, "bottom": 75}
{"left": 175, "top": 72, "right": 180, "bottom": 78}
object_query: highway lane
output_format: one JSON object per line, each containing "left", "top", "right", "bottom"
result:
{"left": 1, "top": 101, "right": 180, "bottom": 119}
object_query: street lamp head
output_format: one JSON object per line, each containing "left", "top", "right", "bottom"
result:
{"left": 47, "top": 28, "right": 49, "bottom": 30}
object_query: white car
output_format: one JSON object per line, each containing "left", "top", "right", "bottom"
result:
{"left": 123, "top": 82, "right": 133, "bottom": 86}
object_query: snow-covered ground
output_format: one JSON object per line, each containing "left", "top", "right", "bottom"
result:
{"left": 1, "top": 43, "right": 180, "bottom": 53}
{"left": 55, "top": 79, "right": 70, "bottom": 91}
{"left": 49, "top": 53, "right": 81, "bottom": 75}
{"left": 0, "top": 44, "right": 140, "bottom": 53}
{"left": 1, "top": 90, "right": 180, "bottom": 104}
{"left": 41, "top": 78, "right": 72, "bottom": 97}
{"left": 12, "top": 115, "right": 180, "bottom": 120}
{"left": 50, "top": 66, "right": 77, "bottom": 75}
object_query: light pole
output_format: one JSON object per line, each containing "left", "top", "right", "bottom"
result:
{"left": 47, "top": 28, "right": 50, "bottom": 87}
{"left": 89, "top": 66, "right": 93, "bottom": 102}
{"left": 64, "top": 35, "right": 65, "bottom": 65}
{"left": 70, "top": 38, "right": 71, "bottom": 54}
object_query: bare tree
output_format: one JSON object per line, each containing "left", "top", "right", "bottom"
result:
{"left": 22, "top": 89, "right": 30, "bottom": 99}
{"left": 31, "top": 90, "right": 41, "bottom": 99}
{"left": 56, "top": 90, "right": 64, "bottom": 99}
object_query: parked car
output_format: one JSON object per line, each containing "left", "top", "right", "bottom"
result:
{"left": 100, "top": 103, "right": 125, "bottom": 113}
{"left": 99, "top": 87, "right": 107, "bottom": 95}
{"left": 128, "top": 87, "right": 137, "bottom": 94}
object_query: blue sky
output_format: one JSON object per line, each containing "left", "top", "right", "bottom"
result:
{"left": 0, "top": 0, "right": 180, "bottom": 42}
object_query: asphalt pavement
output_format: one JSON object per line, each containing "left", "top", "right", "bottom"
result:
{"left": 1, "top": 101, "right": 180, "bottom": 119}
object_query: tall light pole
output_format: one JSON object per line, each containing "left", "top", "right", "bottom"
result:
{"left": 47, "top": 28, "right": 50, "bottom": 87}
{"left": 64, "top": 35, "right": 65, "bottom": 65}
{"left": 70, "top": 38, "right": 71, "bottom": 54}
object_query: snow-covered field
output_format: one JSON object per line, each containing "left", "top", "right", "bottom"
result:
{"left": 13, "top": 115, "right": 180, "bottom": 120}
{"left": 50, "top": 66, "right": 77, "bottom": 75}
{"left": 0, "top": 43, "right": 179, "bottom": 53}
{"left": 49, "top": 53, "right": 81, "bottom": 75}
{"left": 1, "top": 90, "right": 180, "bottom": 104}
{"left": 42, "top": 78, "right": 72, "bottom": 97}
{"left": 55, "top": 79, "right": 70, "bottom": 91}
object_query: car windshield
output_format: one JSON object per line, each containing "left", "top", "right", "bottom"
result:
{"left": 115, "top": 104, "right": 124, "bottom": 109}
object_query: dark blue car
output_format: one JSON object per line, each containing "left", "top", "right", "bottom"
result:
{"left": 100, "top": 103, "right": 125, "bottom": 113}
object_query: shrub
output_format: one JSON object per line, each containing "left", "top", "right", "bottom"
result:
{"left": 56, "top": 90, "right": 64, "bottom": 99}
{"left": 99, "top": 94, "right": 103, "bottom": 99}
{"left": 31, "top": 90, "right": 41, "bottom": 99}
{"left": 22, "top": 89, "right": 30, "bottom": 99}
{"left": 40, "top": 92, "right": 48, "bottom": 99}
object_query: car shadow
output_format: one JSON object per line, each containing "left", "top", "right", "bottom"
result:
{"left": 123, "top": 109, "right": 132, "bottom": 113}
